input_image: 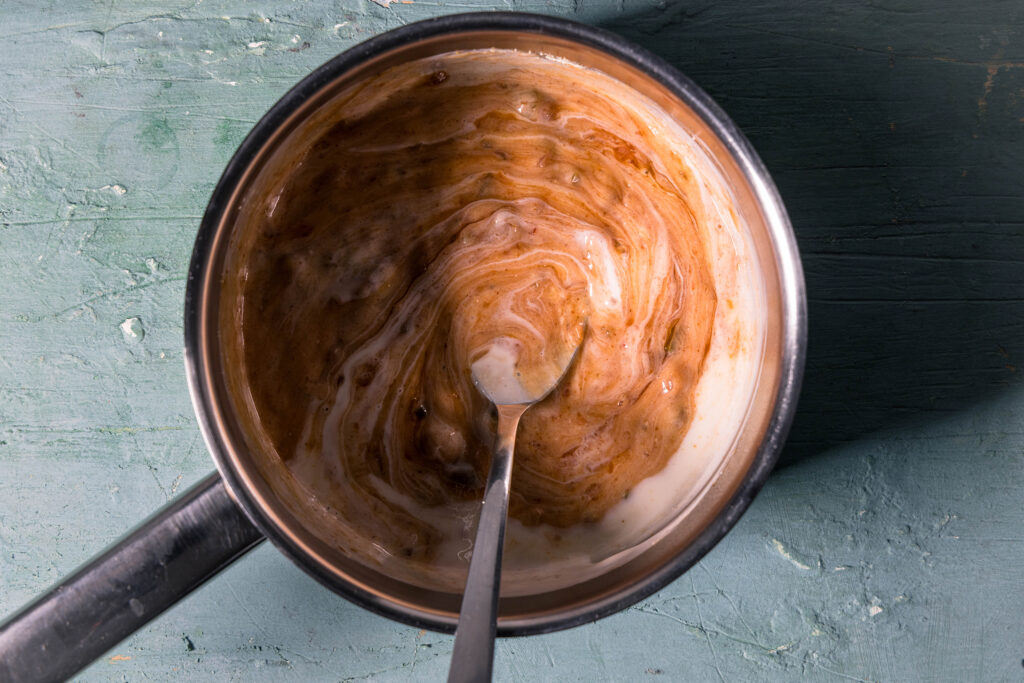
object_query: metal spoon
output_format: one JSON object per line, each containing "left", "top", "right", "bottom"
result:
{"left": 447, "top": 338, "right": 582, "bottom": 683}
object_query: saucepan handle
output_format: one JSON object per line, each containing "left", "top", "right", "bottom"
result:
{"left": 0, "top": 472, "right": 264, "bottom": 682}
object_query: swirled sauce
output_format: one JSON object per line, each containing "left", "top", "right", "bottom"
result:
{"left": 223, "top": 50, "right": 762, "bottom": 592}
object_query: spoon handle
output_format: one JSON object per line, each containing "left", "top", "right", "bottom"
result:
{"left": 448, "top": 404, "right": 528, "bottom": 683}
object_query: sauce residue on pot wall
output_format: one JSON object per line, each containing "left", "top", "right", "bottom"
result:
{"left": 221, "top": 49, "right": 763, "bottom": 593}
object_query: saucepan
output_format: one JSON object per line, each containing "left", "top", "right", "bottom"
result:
{"left": 0, "top": 12, "right": 805, "bottom": 681}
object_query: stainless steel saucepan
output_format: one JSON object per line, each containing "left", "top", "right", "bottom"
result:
{"left": 0, "top": 12, "right": 805, "bottom": 681}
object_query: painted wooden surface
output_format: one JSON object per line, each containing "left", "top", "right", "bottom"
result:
{"left": 1, "top": 1, "right": 1022, "bottom": 680}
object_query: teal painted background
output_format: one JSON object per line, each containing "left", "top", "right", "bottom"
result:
{"left": 1, "top": 0, "right": 1022, "bottom": 680}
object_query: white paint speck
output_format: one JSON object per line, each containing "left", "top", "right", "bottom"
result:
{"left": 291, "top": 34, "right": 300, "bottom": 43}
{"left": 100, "top": 184, "right": 127, "bottom": 195}
{"left": 333, "top": 22, "right": 349, "bottom": 34}
{"left": 771, "top": 538, "right": 811, "bottom": 571}
{"left": 868, "top": 605, "right": 883, "bottom": 617}
{"left": 119, "top": 317, "right": 145, "bottom": 343}
{"left": 247, "top": 41, "right": 266, "bottom": 48}
{"left": 369, "top": 0, "right": 394, "bottom": 6}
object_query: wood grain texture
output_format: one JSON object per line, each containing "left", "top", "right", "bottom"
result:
{"left": 0, "top": 0, "right": 1021, "bottom": 680}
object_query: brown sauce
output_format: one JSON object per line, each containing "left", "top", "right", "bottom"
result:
{"left": 225, "top": 50, "right": 717, "bottom": 565}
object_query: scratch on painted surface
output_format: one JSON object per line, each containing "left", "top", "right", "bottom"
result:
{"left": 977, "top": 64, "right": 999, "bottom": 115}
{"left": 46, "top": 274, "right": 186, "bottom": 320}
{"left": 631, "top": 603, "right": 875, "bottom": 681}
{"left": 770, "top": 538, "right": 812, "bottom": 570}
{"left": 689, "top": 575, "right": 726, "bottom": 683}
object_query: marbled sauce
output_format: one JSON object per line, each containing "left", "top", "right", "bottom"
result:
{"left": 222, "top": 49, "right": 761, "bottom": 591}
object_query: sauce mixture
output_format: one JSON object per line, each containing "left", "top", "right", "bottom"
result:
{"left": 222, "top": 50, "right": 760, "bottom": 591}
